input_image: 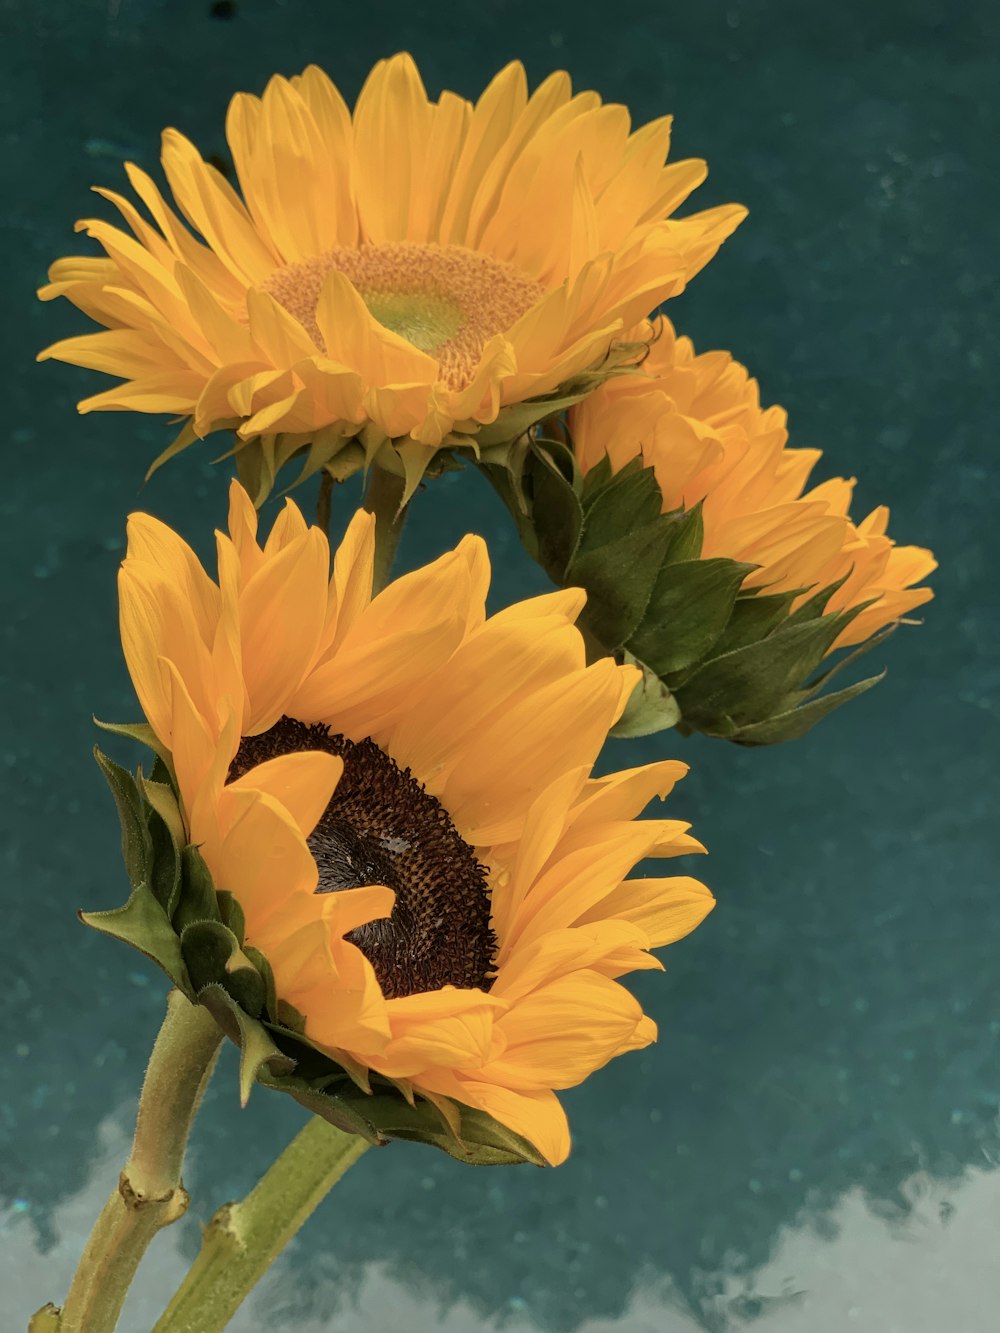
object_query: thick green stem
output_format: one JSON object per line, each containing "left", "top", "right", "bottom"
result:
{"left": 152, "top": 1115, "right": 369, "bottom": 1333}
{"left": 315, "top": 469, "right": 334, "bottom": 536}
{"left": 33, "top": 991, "right": 223, "bottom": 1333}
{"left": 363, "top": 464, "right": 407, "bottom": 594}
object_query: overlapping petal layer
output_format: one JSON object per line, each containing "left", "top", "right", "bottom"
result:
{"left": 117, "top": 482, "right": 712, "bottom": 1162}
{"left": 41, "top": 55, "right": 745, "bottom": 496}
{"left": 570, "top": 317, "right": 936, "bottom": 649}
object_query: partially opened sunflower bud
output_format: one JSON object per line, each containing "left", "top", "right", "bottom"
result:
{"left": 86, "top": 481, "right": 713, "bottom": 1166}
{"left": 492, "top": 317, "right": 935, "bottom": 744}
{"left": 38, "top": 54, "right": 744, "bottom": 506}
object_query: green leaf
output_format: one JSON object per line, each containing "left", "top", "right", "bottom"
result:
{"left": 632, "top": 557, "right": 752, "bottom": 677}
{"left": 93, "top": 748, "right": 152, "bottom": 891}
{"left": 80, "top": 883, "right": 191, "bottom": 993}
{"left": 730, "top": 670, "right": 886, "bottom": 745}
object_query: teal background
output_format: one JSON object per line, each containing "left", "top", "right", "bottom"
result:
{"left": 2, "top": 1, "right": 997, "bottom": 1329}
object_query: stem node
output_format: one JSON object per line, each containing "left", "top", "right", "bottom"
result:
{"left": 36, "top": 992, "right": 222, "bottom": 1333}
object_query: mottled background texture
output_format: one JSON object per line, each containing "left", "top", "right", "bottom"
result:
{"left": 2, "top": 1, "right": 997, "bottom": 1330}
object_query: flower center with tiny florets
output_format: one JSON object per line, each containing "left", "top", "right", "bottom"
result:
{"left": 228, "top": 717, "right": 496, "bottom": 999}
{"left": 261, "top": 242, "right": 543, "bottom": 391}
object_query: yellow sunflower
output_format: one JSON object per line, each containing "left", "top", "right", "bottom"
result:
{"left": 118, "top": 481, "right": 712, "bottom": 1164}
{"left": 40, "top": 54, "right": 745, "bottom": 501}
{"left": 570, "top": 316, "right": 936, "bottom": 650}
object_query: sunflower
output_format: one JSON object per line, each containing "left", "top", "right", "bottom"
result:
{"left": 117, "top": 480, "right": 712, "bottom": 1163}
{"left": 569, "top": 316, "right": 936, "bottom": 652}
{"left": 39, "top": 54, "right": 745, "bottom": 503}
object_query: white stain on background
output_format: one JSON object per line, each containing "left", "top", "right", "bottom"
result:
{"left": 3, "top": 1114, "right": 999, "bottom": 1333}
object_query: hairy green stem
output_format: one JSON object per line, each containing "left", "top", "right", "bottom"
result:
{"left": 152, "top": 1115, "right": 369, "bottom": 1333}
{"left": 363, "top": 464, "right": 408, "bottom": 594}
{"left": 32, "top": 991, "right": 223, "bottom": 1333}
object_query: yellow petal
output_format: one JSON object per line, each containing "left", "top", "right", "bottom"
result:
{"left": 239, "top": 529, "right": 330, "bottom": 733}
{"left": 482, "top": 970, "right": 653, "bottom": 1091}
{"left": 227, "top": 750, "right": 343, "bottom": 838}
{"left": 576, "top": 875, "right": 716, "bottom": 948}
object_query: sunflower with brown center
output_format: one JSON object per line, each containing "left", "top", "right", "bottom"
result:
{"left": 118, "top": 481, "right": 713, "bottom": 1163}
{"left": 39, "top": 53, "right": 745, "bottom": 501}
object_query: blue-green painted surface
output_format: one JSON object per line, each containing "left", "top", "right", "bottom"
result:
{"left": 2, "top": 2, "right": 997, "bottom": 1329}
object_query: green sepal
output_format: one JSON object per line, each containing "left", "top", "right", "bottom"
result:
{"left": 196, "top": 983, "right": 296, "bottom": 1106}
{"left": 466, "top": 341, "right": 646, "bottom": 455}
{"left": 215, "top": 890, "right": 247, "bottom": 943}
{"left": 145, "top": 800, "right": 183, "bottom": 918}
{"left": 173, "top": 845, "right": 223, "bottom": 933}
{"left": 255, "top": 1070, "right": 545, "bottom": 1166}
{"left": 610, "top": 654, "right": 682, "bottom": 739}
{"left": 730, "top": 670, "right": 886, "bottom": 745}
{"left": 660, "top": 503, "right": 705, "bottom": 566}
{"left": 492, "top": 429, "right": 901, "bottom": 742}
{"left": 801, "top": 622, "right": 895, "bottom": 699}
{"left": 708, "top": 588, "right": 801, "bottom": 658}
{"left": 244, "top": 945, "right": 278, "bottom": 1020}
{"left": 631, "top": 557, "right": 753, "bottom": 677}
{"left": 284, "top": 432, "right": 365, "bottom": 492}
{"left": 180, "top": 920, "right": 266, "bottom": 1019}
{"left": 569, "top": 518, "right": 675, "bottom": 652}
{"left": 671, "top": 602, "right": 865, "bottom": 735}
{"left": 93, "top": 748, "right": 152, "bottom": 890}
{"left": 144, "top": 418, "right": 199, "bottom": 481}
{"left": 576, "top": 455, "right": 665, "bottom": 558}
{"left": 79, "top": 884, "right": 190, "bottom": 993}
{"left": 526, "top": 444, "right": 584, "bottom": 577}
{"left": 139, "top": 774, "right": 186, "bottom": 847}
{"left": 94, "top": 719, "right": 173, "bottom": 772}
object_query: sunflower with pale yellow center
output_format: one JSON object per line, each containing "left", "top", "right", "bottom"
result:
{"left": 39, "top": 54, "right": 745, "bottom": 501}
{"left": 119, "top": 480, "right": 712, "bottom": 1164}
{"left": 570, "top": 316, "right": 936, "bottom": 651}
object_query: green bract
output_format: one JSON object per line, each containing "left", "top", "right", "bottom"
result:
{"left": 485, "top": 440, "right": 890, "bottom": 745}
{"left": 86, "top": 729, "right": 545, "bottom": 1168}
{"left": 175, "top": 342, "right": 648, "bottom": 510}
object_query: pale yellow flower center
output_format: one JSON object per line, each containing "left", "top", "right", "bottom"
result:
{"left": 262, "top": 242, "right": 543, "bottom": 390}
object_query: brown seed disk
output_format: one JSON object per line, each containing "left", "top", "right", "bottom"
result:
{"left": 260, "top": 241, "right": 543, "bottom": 391}
{"left": 228, "top": 717, "right": 496, "bottom": 999}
